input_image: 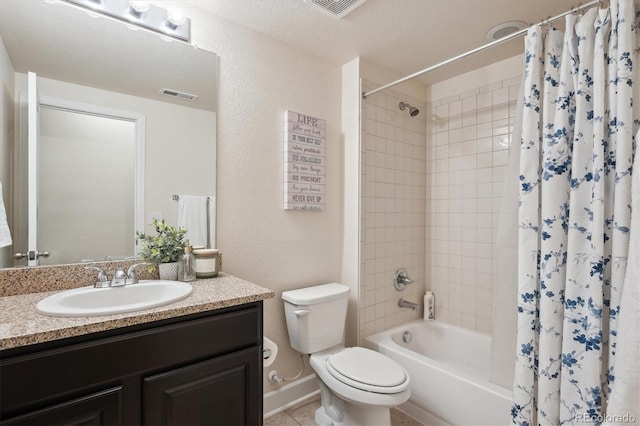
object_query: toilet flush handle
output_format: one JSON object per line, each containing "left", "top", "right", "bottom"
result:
{"left": 293, "top": 309, "right": 311, "bottom": 316}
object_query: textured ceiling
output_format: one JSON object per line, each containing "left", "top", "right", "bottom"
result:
{"left": 184, "top": 0, "right": 589, "bottom": 84}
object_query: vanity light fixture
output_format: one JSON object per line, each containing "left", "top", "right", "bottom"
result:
{"left": 63, "top": 0, "right": 191, "bottom": 42}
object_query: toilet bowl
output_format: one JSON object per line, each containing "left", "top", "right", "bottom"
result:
{"left": 282, "top": 283, "right": 411, "bottom": 425}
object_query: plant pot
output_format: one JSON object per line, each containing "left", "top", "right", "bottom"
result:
{"left": 158, "top": 262, "right": 179, "bottom": 281}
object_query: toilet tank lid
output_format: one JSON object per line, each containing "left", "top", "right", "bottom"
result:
{"left": 282, "top": 283, "right": 349, "bottom": 305}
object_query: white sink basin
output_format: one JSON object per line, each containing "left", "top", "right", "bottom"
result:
{"left": 36, "top": 280, "right": 193, "bottom": 317}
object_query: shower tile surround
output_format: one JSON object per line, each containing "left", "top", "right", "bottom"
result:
{"left": 426, "top": 76, "right": 520, "bottom": 333}
{"left": 360, "top": 81, "right": 427, "bottom": 338}
{"left": 359, "top": 74, "right": 520, "bottom": 339}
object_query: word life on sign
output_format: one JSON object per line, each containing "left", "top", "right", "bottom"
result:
{"left": 284, "top": 111, "right": 326, "bottom": 211}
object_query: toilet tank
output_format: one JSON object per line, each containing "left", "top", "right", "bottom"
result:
{"left": 282, "top": 283, "right": 350, "bottom": 354}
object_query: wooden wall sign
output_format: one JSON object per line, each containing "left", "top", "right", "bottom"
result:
{"left": 284, "top": 111, "right": 326, "bottom": 211}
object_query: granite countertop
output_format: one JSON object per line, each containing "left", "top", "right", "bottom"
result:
{"left": 0, "top": 274, "right": 274, "bottom": 351}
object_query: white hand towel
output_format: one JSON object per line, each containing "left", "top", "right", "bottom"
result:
{"left": 177, "top": 195, "right": 216, "bottom": 248}
{"left": 604, "top": 130, "right": 639, "bottom": 423}
{"left": 0, "top": 180, "right": 12, "bottom": 248}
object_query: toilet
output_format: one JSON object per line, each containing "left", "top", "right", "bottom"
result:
{"left": 282, "top": 283, "right": 410, "bottom": 426}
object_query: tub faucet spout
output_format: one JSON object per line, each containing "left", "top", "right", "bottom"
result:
{"left": 398, "top": 298, "right": 419, "bottom": 312}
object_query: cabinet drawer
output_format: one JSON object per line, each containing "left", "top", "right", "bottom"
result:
{"left": 2, "top": 386, "right": 123, "bottom": 426}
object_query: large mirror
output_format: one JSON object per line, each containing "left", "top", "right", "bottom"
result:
{"left": 0, "top": 0, "right": 217, "bottom": 268}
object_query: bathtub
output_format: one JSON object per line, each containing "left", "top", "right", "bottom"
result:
{"left": 364, "top": 320, "right": 512, "bottom": 426}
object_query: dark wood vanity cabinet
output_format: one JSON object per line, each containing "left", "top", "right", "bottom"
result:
{"left": 0, "top": 302, "right": 263, "bottom": 426}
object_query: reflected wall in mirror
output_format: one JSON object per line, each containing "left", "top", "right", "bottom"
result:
{"left": 37, "top": 99, "right": 139, "bottom": 266}
{"left": 0, "top": 0, "right": 218, "bottom": 268}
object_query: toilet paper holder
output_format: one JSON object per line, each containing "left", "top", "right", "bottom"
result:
{"left": 263, "top": 336, "right": 278, "bottom": 368}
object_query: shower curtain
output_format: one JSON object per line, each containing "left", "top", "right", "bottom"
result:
{"left": 511, "top": 1, "right": 637, "bottom": 425}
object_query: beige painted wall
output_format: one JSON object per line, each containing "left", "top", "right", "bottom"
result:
{"left": 341, "top": 58, "right": 361, "bottom": 347}
{"left": 168, "top": 3, "right": 344, "bottom": 391}
{"left": 0, "top": 37, "right": 14, "bottom": 266}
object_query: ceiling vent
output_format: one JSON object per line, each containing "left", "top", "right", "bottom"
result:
{"left": 309, "top": 0, "right": 368, "bottom": 19}
{"left": 159, "top": 88, "right": 198, "bottom": 101}
{"left": 486, "top": 21, "right": 528, "bottom": 42}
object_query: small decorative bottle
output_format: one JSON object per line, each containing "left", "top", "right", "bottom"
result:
{"left": 178, "top": 240, "right": 195, "bottom": 282}
{"left": 424, "top": 291, "right": 435, "bottom": 320}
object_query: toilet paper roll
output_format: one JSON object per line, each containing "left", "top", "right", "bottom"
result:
{"left": 263, "top": 336, "right": 278, "bottom": 368}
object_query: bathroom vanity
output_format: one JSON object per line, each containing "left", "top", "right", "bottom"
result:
{"left": 0, "top": 272, "right": 274, "bottom": 425}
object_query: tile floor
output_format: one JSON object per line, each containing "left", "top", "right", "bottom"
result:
{"left": 264, "top": 396, "right": 424, "bottom": 426}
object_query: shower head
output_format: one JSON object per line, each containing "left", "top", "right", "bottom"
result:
{"left": 399, "top": 101, "right": 419, "bottom": 117}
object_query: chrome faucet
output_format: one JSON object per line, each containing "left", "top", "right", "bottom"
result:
{"left": 398, "top": 298, "right": 419, "bottom": 312}
{"left": 85, "top": 263, "right": 149, "bottom": 288}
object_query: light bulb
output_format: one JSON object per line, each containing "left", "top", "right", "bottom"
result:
{"left": 84, "top": 0, "right": 102, "bottom": 9}
{"left": 129, "top": 1, "right": 150, "bottom": 18}
{"left": 166, "top": 8, "right": 186, "bottom": 30}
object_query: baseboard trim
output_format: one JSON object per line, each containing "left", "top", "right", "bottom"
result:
{"left": 398, "top": 400, "right": 451, "bottom": 426}
{"left": 263, "top": 374, "right": 320, "bottom": 419}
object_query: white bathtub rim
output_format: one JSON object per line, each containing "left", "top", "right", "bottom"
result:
{"left": 365, "top": 320, "right": 512, "bottom": 400}
{"left": 365, "top": 320, "right": 513, "bottom": 425}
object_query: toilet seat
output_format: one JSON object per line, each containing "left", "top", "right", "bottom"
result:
{"left": 310, "top": 347, "right": 411, "bottom": 408}
{"left": 326, "top": 347, "right": 408, "bottom": 394}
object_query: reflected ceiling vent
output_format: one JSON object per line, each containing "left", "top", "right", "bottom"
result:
{"left": 309, "top": 0, "right": 368, "bottom": 19}
{"left": 159, "top": 88, "right": 198, "bottom": 101}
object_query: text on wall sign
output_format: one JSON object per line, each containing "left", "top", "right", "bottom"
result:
{"left": 284, "top": 111, "right": 326, "bottom": 211}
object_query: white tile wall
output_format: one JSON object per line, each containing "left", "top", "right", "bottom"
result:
{"left": 359, "top": 80, "right": 427, "bottom": 340}
{"left": 358, "top": 74, "right": 519, "bottom": 339}
{"left": 426, "top": 76, "right": 520, "bottom": 334}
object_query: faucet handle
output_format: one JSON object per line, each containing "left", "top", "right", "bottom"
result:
{"left": 401, "top": 276, "right": 414, "bottom": 285}
{"left": 85, "top": 266, "right": 110, "bottom": 288}
{"left": 394, "top": 268, "right": 414, "bottom": 291}
{"left": 127, "top": 262, "right": 150, "bottom": 284}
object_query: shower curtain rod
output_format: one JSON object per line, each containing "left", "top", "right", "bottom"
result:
{"left": 361, "top": 0, "right": 601, "bottom": 99}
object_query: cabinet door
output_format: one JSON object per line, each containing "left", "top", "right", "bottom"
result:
{"left": 1, "top": 386, "right": 122, "bottom": 426}
{"left": 143, "top": 346, "right": 260, "bottom": 426}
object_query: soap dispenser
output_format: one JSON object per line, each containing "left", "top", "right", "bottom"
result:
{"left": 178, "top": 240, "right": 195, "bottom": 282}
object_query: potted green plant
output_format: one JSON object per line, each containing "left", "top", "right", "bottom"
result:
{"left": 136, "top": 219, "right": 187, "bottom": 280}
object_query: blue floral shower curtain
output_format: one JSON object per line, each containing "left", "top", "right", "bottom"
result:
{"left": 512, "top": 1, "right": 637, "bottom": 424}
